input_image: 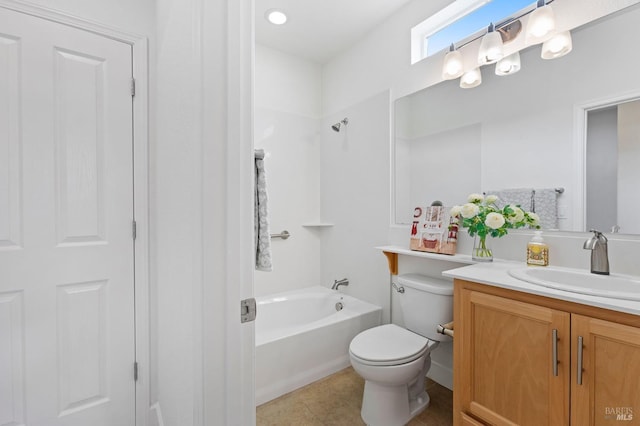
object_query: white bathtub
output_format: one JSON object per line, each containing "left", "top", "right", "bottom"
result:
{"left": 255, "top": 286, "right": 382, "bottom": 405}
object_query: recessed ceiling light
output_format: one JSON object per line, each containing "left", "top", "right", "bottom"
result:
{"left": 265, "top": 9, "right": 287, "bottom": 25}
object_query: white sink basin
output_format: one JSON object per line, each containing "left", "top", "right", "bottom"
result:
{"left": 508, "top": 267, "right": 640, "bottom": 301}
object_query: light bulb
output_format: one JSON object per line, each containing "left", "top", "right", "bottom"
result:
{"left": 530, "top": 14, "right": 553, "bottom": 37}
{"left": 495, "top": 52, "right": 521, "bottom": 76}
{"left": 442, "top": 49, "right": 464, "bottom": 80}
{"left": 541, "top": 31, "right": 572, "bottom": 59}
{"left": 478, "top": 24, "right": 504, "bottom": 65}
{"left": 525, "top": 4, "right": 556, "bottom": 45}
{"left": 462, "top": 72, "right": 476, "bottom": 85}
{"left": 460, "top": 68, "right": 482, "bottom": 89}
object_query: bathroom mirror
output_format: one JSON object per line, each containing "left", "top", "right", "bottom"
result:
{"left": 394, "top": 4, "right": 640, "bottom": 235}
{"left": 585, "top": 99, "right": 640, "bottom": 234}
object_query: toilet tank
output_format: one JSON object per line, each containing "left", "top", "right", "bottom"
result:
{"left": 396, "top": 273, "right": 453, "bottom": 342}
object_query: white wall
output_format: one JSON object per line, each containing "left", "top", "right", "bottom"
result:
{"left": 322, "top": 0, "right": 451, "bottom": 116}
{"left": 255, "top": 45, "right": 322, "bottom": 118}
{"left": 254, "top": 45, "right": 324, "bottom": 296}
{"left": 320, "top": 91, "right": 392, "bottom": 320}
{"left": 395, "top": 124, "right": 482, "bottom": 224}
{"left": 155, "top": 0, "right": 204, "bottom": 423}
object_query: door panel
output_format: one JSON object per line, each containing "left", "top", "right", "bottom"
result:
{"left": 57, "top": 280, "right": 108, "bottom": 416}
{"left": 0, "top": 7, "right": 135, "bottom": 426}
{"left": 572, "top": 315, "right": 640, "bottom": 426}
{"left": 0, "top": 290, "right": 25, "bottom": 425}
{"left": 460, "top": 289, "right": 570, "bottom": 426}
{"left": 54, "top": 48, "right": 108, "bottom": 245}
{"left": 0, "top": 33, "right": 22, "bottom": 249}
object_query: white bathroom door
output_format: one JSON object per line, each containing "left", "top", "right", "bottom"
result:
{"left": 0, "top": 8, "right": 136, "bottom": 426}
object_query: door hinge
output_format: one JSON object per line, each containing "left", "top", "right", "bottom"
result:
{"left": 134, "top": 361, "right": 139, "bottom": 381}
{"left": 130, "top": 78, "right": 136, "bottom": 97}
{"left": 241, "top": 298, "right": 257, "bottom": 323}
{"left": 132, "top": 220, "right": 137, "bottom": 240}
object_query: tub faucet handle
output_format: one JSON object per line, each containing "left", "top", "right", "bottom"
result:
{"left": 331, "top": 278, "right": 349, "bottom": 290}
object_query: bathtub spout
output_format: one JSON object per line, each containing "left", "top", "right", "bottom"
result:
{"left": 331, "top": 278, "right": 349, "bottom": 290}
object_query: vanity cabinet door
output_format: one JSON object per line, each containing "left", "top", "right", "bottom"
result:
{"left": 571, "top": 314, "right": 640, "bottom": 426}
{"left": 456, "top": 289, "right": 570, "bottom": 426}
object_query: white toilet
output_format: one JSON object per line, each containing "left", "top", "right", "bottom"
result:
{"left": 349, "top": 273, "right": 453, "bottom": 426}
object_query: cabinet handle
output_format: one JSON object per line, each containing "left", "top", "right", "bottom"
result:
{"left": 577, "top": 335, "right": 584, "bottom": 385}
{"left": 552, "top": 329, "right": 558, "bottom": 376}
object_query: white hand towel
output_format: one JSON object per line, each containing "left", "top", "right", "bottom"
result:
{"left": 533, "top": 188, "right": 559, "bottom": 230}
{"left": 485, "top": 188, "right": 534, "bottom": 211}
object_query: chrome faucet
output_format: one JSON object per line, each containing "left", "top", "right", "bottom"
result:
{"left": 331, "top": 278, "right": 349, "bottom": 290}
{"left": 583, "top": 230, "right": 609, "bottom": 275}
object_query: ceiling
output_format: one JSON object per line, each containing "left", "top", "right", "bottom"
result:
{"left": 255, "top": 0, "right": 415, "bottom": 64}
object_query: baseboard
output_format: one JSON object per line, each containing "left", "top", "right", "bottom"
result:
{"left": 427, "top": 359, "right": 453, "bottom": 391}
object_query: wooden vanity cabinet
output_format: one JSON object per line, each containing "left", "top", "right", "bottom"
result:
{"left": 454, "top": 279, "right": 640, "bottom": 426}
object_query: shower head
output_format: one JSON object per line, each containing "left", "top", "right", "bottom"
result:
{"left": 331, "top": 118, "right": 349, "bottom": 132}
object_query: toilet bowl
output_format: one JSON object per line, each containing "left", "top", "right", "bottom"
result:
{"left": 350, "top": 324, "right": 438, "bottom": 425}
{"left": 349, "top": 274, "right": 453, "bottom": 426}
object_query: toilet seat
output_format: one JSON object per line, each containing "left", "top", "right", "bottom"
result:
{"left": 349, "top": 324, "right": 430, "bottom": 366}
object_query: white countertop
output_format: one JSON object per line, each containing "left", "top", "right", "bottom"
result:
{"left": 443, "top": 261, "right": 640, "bottom": 316}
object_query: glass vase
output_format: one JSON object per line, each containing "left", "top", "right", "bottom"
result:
{"left": 472, "top": 235, "right": 493, "bottom": 262}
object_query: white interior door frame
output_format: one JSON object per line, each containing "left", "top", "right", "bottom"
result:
{"left": 199, "top": 0, "right": 256, "bottom": 425}
{"left": 200, "top": 0, "right": 255, "bottom": 424}
{"left": 0, "top": 1, "right": 151, "bottom": 425}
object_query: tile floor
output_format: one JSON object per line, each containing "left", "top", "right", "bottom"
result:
{"left": 256, "top": 367, "right": 453, "bottom": 426}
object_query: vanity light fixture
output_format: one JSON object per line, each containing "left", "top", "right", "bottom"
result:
{"left": 439, "top": 0, "right": 573, "bottom": 89}
{"left": 541, "top": 30, "right": 573, "bottom": 59}
{"left": 442, "top": 44, "right": 464, "bottom": 80}
{"left": 525, "top": 0, "right": 556, "bottom": 45}
{"left": 495, "top": 51, "right": 521, "bottom": 75}
{"left": 460, "top": 68, "right": 482, "bottom": 89}
{"left": 265, "top": 9, "right": 287, "bottom": 25}
{"left": 478, "top": 23, "right": 504, "bottom": 65}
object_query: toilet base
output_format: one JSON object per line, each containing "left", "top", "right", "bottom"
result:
{"left": 409, "top": 390, "right": 430, "bottom": 419}
{"left": 360, "top": 381, "right": 430, "bottom": 426}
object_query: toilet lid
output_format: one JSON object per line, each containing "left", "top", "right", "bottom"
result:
{"left": 349, "top": 324, "right": 429, "bottom": 365}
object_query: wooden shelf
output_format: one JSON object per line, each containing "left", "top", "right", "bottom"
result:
{"left": 376, "top": 245, "right": 476, "bottom": 275}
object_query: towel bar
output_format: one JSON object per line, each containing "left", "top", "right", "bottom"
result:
{"left": 270, "top": 230, "right": 290, "bottom": 240}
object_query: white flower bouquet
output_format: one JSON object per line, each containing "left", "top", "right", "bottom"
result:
{"left": 450, "top": 193, "right": 539, "bottom": 260}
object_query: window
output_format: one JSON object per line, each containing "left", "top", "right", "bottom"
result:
{"left": 411, "top": 0, "right": 535, "bottom": 64}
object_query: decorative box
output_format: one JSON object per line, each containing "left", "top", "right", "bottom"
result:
{"left": 409, "top": 205, "right": 459, "bottom": 255}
